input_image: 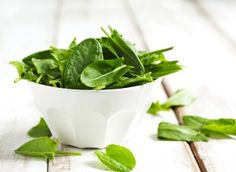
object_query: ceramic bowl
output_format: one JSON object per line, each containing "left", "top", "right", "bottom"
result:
{"left": 28, "top": 80, "right": 160, "bottom": 148}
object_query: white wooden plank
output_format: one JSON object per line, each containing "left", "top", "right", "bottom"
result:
{"left": 197, "top": 0, "right": 236, "bottom": 45}
{"left": 0, "top": 0, "right": 58, "bottom": 171}
{"left": 129, "top": 0, "right": 236, "bottom": 171}
{"left": 49, "top": 0, "right": 200, "bottom": 171}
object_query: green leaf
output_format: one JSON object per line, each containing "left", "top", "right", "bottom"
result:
{"left": 157, "top": 122, "right": 208, "bottom": 142}
{"left": 15, "top": 137, "right": 58, "bottom": 159}
{"left": 32, "top": 58, "right": 58, "bottom": 74}
{"left": 147, "top": 101, "right": 169, "bottom": 115}
{"left": 95, "top": 144, "right": 136, "bottom": 172}
{"left": 9, "top": 61, "right": 25, "bottom": 82}
{"left": 102, "top": 27, "right": 145, "bottom": 75}
{"left": 146, "top": 61, "right": 182, "bottom": 79}
{"left": 55, "top": 151, "right": 81, "bottom": 156}
{"left": 64, "top": 38, "right": 103, "bottom": 89}
{"left": 108, "top": 72, "right": 153, "bottom": 89}
{"left": 28, "top": 118, "right": 52, "bottom": 137}
{"left": 68, "top": 37, "right": 77, "bottom": 49}
{"left": 183, "top": 115, "right": 236, "bottom": 138}
{"left": 148, "top": 89, "right": 195, "bottom": 115}
{"left": 139, "top": 47, "right": 173, "bottom": 66}
{"left": 81, "top": 58, "right": 132, "bottom": 88}
{"left": 22, "top": 50, "right": 54, "bottom": 67}
{"left": 164, "top": 89, "right": 196, "bottom": 107}
{"left": 98, "top": 37, "right": 119, "bottom": 59}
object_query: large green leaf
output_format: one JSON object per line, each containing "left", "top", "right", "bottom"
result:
{"left": 64, "top": 38, "right": 103, "bottom": 89}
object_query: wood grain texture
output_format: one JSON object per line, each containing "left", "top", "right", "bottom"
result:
{"left": 0, "top": 0, "right": 58, "bottom": 171}
{"left": 128, "top": 0, "right": 236, "bottom": 171}
{"left": 49, "top": 0, "right": 200, "bottom": 171}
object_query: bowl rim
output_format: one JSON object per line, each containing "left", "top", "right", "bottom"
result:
{"left": 26, "top": 78, "right": 162, "bottom": 93}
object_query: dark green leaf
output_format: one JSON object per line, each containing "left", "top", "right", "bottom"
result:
{"left": 28, "top": 118, "right": 52, "bottom": 137}
{"left": 98, "top": 37, "right": 119, "bottom": 59}
{"left": 157, "top": 122, "right": 208, "bottom": 142}
{"left": 64, "top": 38, "right": 103, "bottom": 89}
{"left": 95, "top": 144, "right": 136, "bottom": 172}
{"left": 22, "top": 50, "right": 54, "bottom": 67}
{"left": 146, "top": 61, "right": 182, "bottom": 79}
{"left": 81, "top": 58, "right": 132, "bottom": 88}
{"left": 102, "top": 27, "right": 144, "bottom": 75}
{"left": 108, "top": 72, "right": 153, "bottom": 89}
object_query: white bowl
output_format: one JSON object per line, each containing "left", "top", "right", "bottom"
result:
{"left": 28, "top": 80, "right": 161, "bottom": 148}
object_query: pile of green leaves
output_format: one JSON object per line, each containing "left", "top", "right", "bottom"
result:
{"left": 158, "top": 115, "right": 236, "bottom": 141}
{"left": 10, "top": 26, "right": 182, "bottom": 90}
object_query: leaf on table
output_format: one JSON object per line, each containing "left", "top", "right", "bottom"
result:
{"left": 157, "top": 122, "right": 208, "bottom": 142}
{"left": 183, "top": 115, "right": 236, "bottom": 138}
{"left": 147, "top": 89, "right": 195, "bottom": 115}
{"left": 28, "top": 117, "right": 52, "bottom": 137}
{"left": 95, "top": 144, "right": 136, "bottom": 172}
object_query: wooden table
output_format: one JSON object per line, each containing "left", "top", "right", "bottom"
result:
{"left": 1, "top": 0, "right": 236, "bottom": 171}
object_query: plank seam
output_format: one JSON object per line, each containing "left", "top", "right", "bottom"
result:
{"left": 124, "top": 0, "right": 207, "bottom": 171}
{"left": 193, "top": 0, "right": 236, "bottom": 51}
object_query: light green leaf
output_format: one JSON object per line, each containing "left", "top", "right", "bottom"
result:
{"left": 95, "top": 144, "right": 136, "bottom": 172}
{"left": 28, "top": 118, "right": 52, "bottom": 138}
{"left": 157, "top": 122, "right": 208, "bottom": 142}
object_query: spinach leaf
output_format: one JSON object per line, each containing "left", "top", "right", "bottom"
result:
{"left": 157, "top": 122, "right": 208, "bottom": 142}
{"left": 148, "top": 89, "right": 195, "bottom": 115}
{"left": 139, "top": 46, "right": 173, "bottom": 58}
{"left": 102, "top": 27, "right": 145, "bottom": 75}
{"left": 98, "top": 37, "right": 119, "bottom": 59}
{"left": 9, "top": 61, "right": 26, "bottom": 82}
{"left": 95, "top": 144, "right": 136, "bottom": 172}
{"left": 22, "top": 50, "right": 54, "bottom": 67}
{"left": 28, "top": 118, "right": 52, "bottom": 137}
{"left": 15, "top": 137, "right": 81, "bottom": 159}
{"left": 64, "top": 38, "right": 103, "bottom": 89}
{"left": 140, "top": 52, "right": 166, "bottom": 66}
{"left": 183, "top": 115, "right": 236, "bottom": 138}
{"left": 108, "top": 72, "right": 153, "bottom": 89}
{"left": 81, "top": 58, "right": 132, "bottom": 88}
{"left": 147, "top": 101, "right": 169, "bottom": 115}
{"left": 146, "top": 61, "right": 182, "bottom": 79}
{"left": 15, "top": 137, "right": 58, "bottom": 159}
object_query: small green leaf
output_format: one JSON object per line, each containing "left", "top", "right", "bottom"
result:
{"left": 146, "top": 61, "right": 182, "bottom": 79}
{"left": 99, "top": 37, "right": 119, "bottom": 59}
{"left": 183, "top": 115, "right": 236, "bottom": 138}
{"left": 28, "top": 118, "right": 52, "bottom": 137}
{"left": 81, "top": 58, "right": 132, "bottom": 88}
{"left": 32, "top": 58, "right": 58, "bottom": 74}
{"left": 9, "top": 61, "right": 25, "bottom": 82}
{"left": 147, "top": 101, "right": 169, "bottom": 115}
{"left": 95, "top": 144, "right": 136, "bottom": 172}
{"left": 102, "top": 27, "right": 144, "bottom": 75}
{"left": 108, "top": 72, "right": 153, "bottom": 88}
{"left": 22, "top": 50, "right": 54, "bottom": 67}
{"left": 157, "top": 122, "right": 208, "bottom": 142}
{"left": 148, "top": 89, "right": 195, "bottom": 115}
{"left": 15, "top": 137, "right": 58, "bottom": 159}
